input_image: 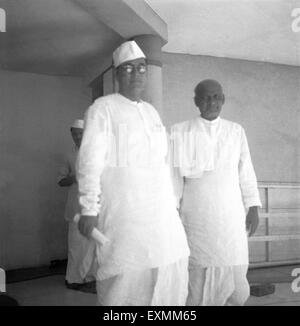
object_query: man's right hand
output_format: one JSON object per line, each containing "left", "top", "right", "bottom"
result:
{"left": 58, "top": 174, "right": 76, "bottom": 187}
{"left": 78, "top": 215, "right": 98, "bottom": 239}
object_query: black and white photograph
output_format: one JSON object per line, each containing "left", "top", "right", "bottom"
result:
{"left": 0, "top": 0, "right": 300, "bottom": 309}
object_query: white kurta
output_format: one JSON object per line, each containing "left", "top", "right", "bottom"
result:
{"left": 76, "top": 94, "right": 190, "bottom": 281}
{"left": 171, "top": 117, "right": 261, "bottom": 267}
{"left": 58, "top": 148, "right": 79, "bottom": 221}
{"left": 58, "top": 148, "right": 96, "bottom": 283}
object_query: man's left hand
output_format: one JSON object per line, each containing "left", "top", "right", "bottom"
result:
{"left": 246, "top": 206, "right": 259, "bottom": 237}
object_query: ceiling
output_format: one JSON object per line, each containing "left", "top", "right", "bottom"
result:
{"left": 0, "top": 0, "right": 299, "bottom": 78}
{"left": 0, "top": 0, "right": 122, "bottom": 76}
{"left": 146, "top": 0, "right": 300, "bottom": 67}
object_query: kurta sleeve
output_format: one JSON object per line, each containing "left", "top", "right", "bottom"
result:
{"left": 76, "top": 101, "right": 109, "bottom": 216}
{"left": 238, "top": 127, "right": 262, "bottom": 209}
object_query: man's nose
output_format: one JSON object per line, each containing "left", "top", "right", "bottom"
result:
{"left": 208, "top": 97, "right": 217, "bottom": 105}
{"left": 131, "top": 67, "right": 140, "bottom": 76}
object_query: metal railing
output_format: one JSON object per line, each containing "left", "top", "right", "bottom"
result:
{"left": 249, "top": 183, "right": 300, "bottom": 268}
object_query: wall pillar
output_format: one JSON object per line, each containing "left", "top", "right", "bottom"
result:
{"left": 133, "top": 35, "right": 164, "bottom": 119}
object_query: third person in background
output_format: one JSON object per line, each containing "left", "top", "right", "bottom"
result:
{"left": 171, "top": 79, "right": 261, "bottom": 306}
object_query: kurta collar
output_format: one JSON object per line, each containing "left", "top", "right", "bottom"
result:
{"left": 117, "top": 93, "right": 143, "bottom": 105}
{"left": 198, "top": 116, "right": 221, "bottom": 125}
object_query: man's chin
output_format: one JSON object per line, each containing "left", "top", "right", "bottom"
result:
{"left": 202, "top": 113, "right": 220, "bottom": 120}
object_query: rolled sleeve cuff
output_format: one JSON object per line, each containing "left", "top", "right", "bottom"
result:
{"left": 244, "top": 198, "right": 262, "bottom": 209}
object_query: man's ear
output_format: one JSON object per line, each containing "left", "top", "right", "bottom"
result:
{"left": 194, "top": 96, "right": 199, "bottom": 107}
{"left": 222, "top": 94, "right": 225, "bottom": 105}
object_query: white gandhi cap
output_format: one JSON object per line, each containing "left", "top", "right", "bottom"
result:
{"left": 71, "top": 119, "right": 84, "bottom": 129}
{"left": 113, "top": 41, "right": 146, "bottom": 68}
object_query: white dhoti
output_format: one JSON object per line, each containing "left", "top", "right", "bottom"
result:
{"left": 186, "top": 264, "right": 249, "bottom": 306}
{"left": 66, "top": 221, "right": 96, "bottom": 284}
{"left": 97, "top": 258, "right": 188, "bottom": 306}
{"left": 181, "top": 176, "right": 250, "bottom": 306}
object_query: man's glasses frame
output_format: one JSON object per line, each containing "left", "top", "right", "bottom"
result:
{"left": 118, "top": 63, "right": 148, "bottom": 74}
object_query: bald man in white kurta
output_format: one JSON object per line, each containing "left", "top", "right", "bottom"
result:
{"left": 171, "top": 80, "right": 261, "bottom": 306}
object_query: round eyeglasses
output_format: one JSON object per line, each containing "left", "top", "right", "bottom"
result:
{"left": 119, "top": 63, "right": 147, "bottom": 74}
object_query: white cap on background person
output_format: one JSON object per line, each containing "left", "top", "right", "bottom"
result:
{"left": 71, "top": 119, "right": 84, "bottom": 129}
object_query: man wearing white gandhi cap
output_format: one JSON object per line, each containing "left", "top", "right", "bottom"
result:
{"left": 76, "top": 40, "right": 190, "bottom": 305}
{"left": 58, "top": 119, "right": 96, "bottom": 292}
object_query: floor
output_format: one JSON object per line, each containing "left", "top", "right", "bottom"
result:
{"left": 246, "top": 264, "right": 300, "bottom": 306}
{"left": 4, "top": 265, "right": 300, "bottom": 306}
{"left": 246, "top": 283, "right": 300, "bottom": 306}
{"left": 6, "top": 275, "right": 97, "bottom": 306}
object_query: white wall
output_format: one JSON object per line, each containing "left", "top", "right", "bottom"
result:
{"left": 0, "top": 70, "right": 91, "bottom": 270}
{"left": 161, "top": 52, "right": 300, "bottom": 184}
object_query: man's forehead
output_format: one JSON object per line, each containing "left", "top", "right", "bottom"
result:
{"left": 196, "top": 81, "right": 223, "bottom": 96}
{"left": 120, "top": 58, "right": 146, "bottom": 66}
